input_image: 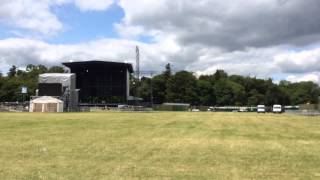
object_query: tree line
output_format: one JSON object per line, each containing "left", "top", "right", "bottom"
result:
{"left": 0, "top": 65, "right": 64, "bottom": 102}
{"left": 0, "top": 64, "right": 319, "bottom": 105}
{"left": 135, "top": 64, "right": 320, "bottom": 106}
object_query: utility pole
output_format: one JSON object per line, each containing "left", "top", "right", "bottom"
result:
{"left": 134, "top": 46, "right": 140, "bottom": 107}
{"left": 150, "top": 72, "right": 154, "bottom": 108}
{"left": 136, "top": 46, "right": 140, "bottom": 81}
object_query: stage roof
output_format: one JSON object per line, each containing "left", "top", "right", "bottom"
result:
{"left": 62, "top": 60, "right": 134, "bottom": 73}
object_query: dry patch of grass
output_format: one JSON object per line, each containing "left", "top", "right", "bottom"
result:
{"left": 0, "top": 112, "right": 319, "bottom": 179}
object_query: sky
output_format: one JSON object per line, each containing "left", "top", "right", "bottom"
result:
{"left": 0, "top": 0, "right": 320, "bottom": 84}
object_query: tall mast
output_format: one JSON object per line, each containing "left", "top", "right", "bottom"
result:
{"left": 136, "top": 46, "right": 140, "bottom": 81}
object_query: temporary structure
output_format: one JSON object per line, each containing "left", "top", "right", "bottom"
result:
{"left": 38, "top": 73, "right": 78, "bottom": 111}
{"left": 39, "top": 73, "right": 76, "bottom": 90}
{"left": 30, "top": 96, "right": 63, "bottom": 112}
{"left": 29, "top": 96, "right": 63, "bottom": 113}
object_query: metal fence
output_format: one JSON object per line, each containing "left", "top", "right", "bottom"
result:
{"left": 1, "top": 102, "right": 318, "bottom": 116}
{"left": 78, "top": 105, "right": 153, "bottom": 112}
{"left": 0, "top": 102, "right": 29, "bottom": 112}
{"left": 286, "top": 110, "right": 320, "bottom": 116}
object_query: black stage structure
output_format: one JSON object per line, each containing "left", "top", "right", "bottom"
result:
{"left": 63, "top": 61, "right": 133, "bottom": 104}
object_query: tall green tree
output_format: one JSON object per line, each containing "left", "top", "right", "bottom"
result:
{"left": 152, "top": 75, "right": 167, "bottom": 104}
{"left": 214, "top": 80, "right": 234, "bottom": 106}
{"left": 164, "top": 63, "right": 172, "bottom": 80}
{"left": 166, "top": 71, "right": 198, "bottom": 104}
{"left": 197, "top": 80, "right": 216, "bottom": 105}
{"left": 7, "top": 65, "right": 17, "bottom": 78}
{"left": 48, "top": 66, "right": 65, "bottom": 73}
{"left": 0, "top": 63, "right": 319, "bottom": 105}
{"left": 137, "top": 77, "right": 152, "bottom": 102}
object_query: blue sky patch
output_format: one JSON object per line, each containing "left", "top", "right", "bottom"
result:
{"left": 48, "top": 3, "right": 124, "bottom": 44}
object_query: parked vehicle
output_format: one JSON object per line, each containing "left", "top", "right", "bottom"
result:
{"left": 257, "top": 105, "right": 266, "bottom": 113}
{"left": 207, "top": 107, "right": 215, "bottom": 112}
{"left": 272, "top": 104, "right": 282, "bottom": 113}
{"left": 238, "top": 107, "right": 248, "bottom": 112}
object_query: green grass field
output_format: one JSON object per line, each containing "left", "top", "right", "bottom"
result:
{"left": 0, "top": 112, "right": 319, "bottom": 179}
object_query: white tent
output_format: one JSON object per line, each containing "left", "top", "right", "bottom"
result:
{"left": 29, "top": 96, "right": 63, "bottom": 113}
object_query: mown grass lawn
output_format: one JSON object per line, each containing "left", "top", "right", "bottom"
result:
{"left": 0, "top": 112, "right": 319, "bottom": 179}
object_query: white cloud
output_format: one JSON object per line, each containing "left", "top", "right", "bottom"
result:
{"left": 286, "top": 73, "right": 320, "bottom": 84}
{"left": 0, "top": 37, "right": 178, "bottom": 71}
{"left": 117, "top": 0, "right": 320, "bottom": 49}
{"left": 0, "top": 0, "right": 115, "bottom": 35}
{"left": 0, "top": 0, "right": 320, "bottom": 85}
{"left": 0, "top": 37, "right": 320, "bottom": 84}
{"left": 74, "top": 0, "right": 114, "bottom": 11}
{"left": 275, "top": 48, "right": 320, "bottom": 73}
{"left": 114, "top": 23, "right": 145, "bottom": 39}
{"left": 114, "top": 0, "right": 320, "bottom": 83}
{"left": 0, "top": 0, "right": 64, "bottom": 35}
{"left": 191, "top": 47, "right": 281, "bottom": 77}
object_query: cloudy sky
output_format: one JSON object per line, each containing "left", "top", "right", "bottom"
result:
{"left": 0, "top": 0, "right": 320, "bottom": 83}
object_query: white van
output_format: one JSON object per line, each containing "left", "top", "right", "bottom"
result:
{"left": 257, "top": 105, "right": 266, "bottom": 113}
{"left": 272, "top": 104, "right": 282, "bottom": 113}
